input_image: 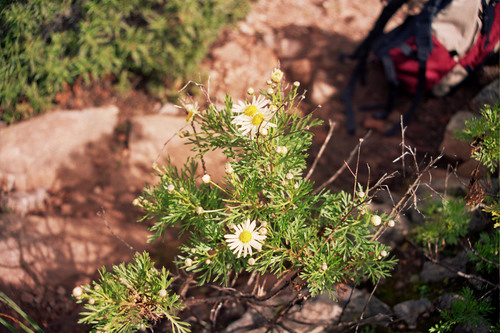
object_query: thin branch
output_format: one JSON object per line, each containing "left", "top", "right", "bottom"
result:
{"left": 305, "top": 120, "right": 336, "bottom": 181}
{"left": 314, "top": 130, "right": 372, "bottom": 193}
{"left": 153, "top": 124, "right": 189, "bottom": 167}
{"left": 464, "top": 238, "right": 500, "bottom": 267}
{"left": 400, "top": 116, "right": 406, "bottom": 178}
{"left": 355, "top": 278, "right": 381, "bottom": 333}
{"left": 353, "top": 137, "right": 364, "bottom": 196}
{"left": 336, "top": 284, "right": 356, "bottom": 325}
{"left": 408, "top": 240, "right": 499, "bottom": 289}
{"left": 97, "top": 208, "right": 137, "bottom": 252}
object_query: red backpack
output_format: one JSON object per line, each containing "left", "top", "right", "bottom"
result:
{"left": 343, "top": 0, "right": 500, "bottom": 135}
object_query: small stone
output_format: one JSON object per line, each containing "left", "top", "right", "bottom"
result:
{"left": 394, "top": 298, "right": 431, "bottom": 329}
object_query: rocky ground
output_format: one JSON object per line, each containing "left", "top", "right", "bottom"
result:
{"left": 0, "top": 0, "right": 499, "bottom": 332}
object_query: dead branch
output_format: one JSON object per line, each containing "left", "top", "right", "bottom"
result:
{"left": 314, "top": 130, "right": 372, "bottom": 193}
{"left": 305, "top": 120, "right": 336, "bottom": 181}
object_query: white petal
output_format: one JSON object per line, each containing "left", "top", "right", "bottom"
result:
{"left": 248, "top": 220, "right": 257, "bottom": 232}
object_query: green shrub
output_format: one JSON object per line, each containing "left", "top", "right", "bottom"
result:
{"left": 455, "top": 103, "right": 500, "bottom": 174}
{"left": 430, "top": 287, "right": 494, "bottom": 333}
{"left": 425, "top": 103, "right": 500, "bottom": 332}
{"left": 0, "top": 0, "right": 252, "bottom": 123}
{"left": 74, "top": 70, "right": 398, "bottom": 331}
{"left": 412, "top": 197, "right": 471, "bottom": 257}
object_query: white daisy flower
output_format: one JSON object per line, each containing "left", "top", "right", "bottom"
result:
{"left": 184, "top": 102, "right": 199, "bottom": 123}
{"left": 224, "top": 219, "right": 266, "bottom": 258}
{"left": 231, "top": 95, "right": 276, "bottom": 139}
{"left": 231, "top": 95, "right": 269, "bottom": 116}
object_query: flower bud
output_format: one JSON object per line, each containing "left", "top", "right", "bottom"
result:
{"left": 72, "top": 286, "right": 83, "bottom": 299}
{"left": 321, "top": 262, "right": 328, "bottom": 271}
{"left": 259, "top": 227, "right": 267, "bottom": 235}
{"left": 167, "top": 184, "right": 175, "bottom": 193}
{"left": 370, "top": 215, "right": 382, "bottom": 226}
{"left": 196, "top": 206, "right": 204, "bottom": 215}
{"left": 267, "top": 88, "right": 274, "bottom": 95}
{"left": 205, "top": 259, "right": 211, "bottom": 265}
{"left": 381, "top": 250, "right": 388, "bottom": 257}
{"left": 88, "top": 298, "right": 95, "bottom": 305}
{"left": 388, "top": 220, "right": 395, "bottom": 228}
{"left": 202, "top": 174, "right": 211, "bottom": 184}
{"left": 293, "top": 81, "right": 300, "bottom": 87}
{"left": 185, "top": 258, "right": 193, "bottom": 267}
{"left": 248, "top": 258, "right": 256, "bottom": 266}
{"left": 285, "top": 172, "right": 294, "bottom": 180}
{"left": 158, "top": 289, "right": 167, "bottom": 297}
{"left": 225, "top": 163, "right": 234, "bottom": 175}
{"left": 247, "top": 87, "right": 254, "bottom": 95}
{"left": 271, "top": 68, "right": 284, "bottom": 83}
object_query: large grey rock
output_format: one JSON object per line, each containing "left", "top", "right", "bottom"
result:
{"left": 224, "top": 286, "right": 392, "bottom": 333}
{"left": 128, "top": 115, "right": 227, "bottom": 186}
{"left": 394, "top": 298, "right": 431, "bottom": 329}
{"left": 0, "top": 107, "right": 119, "bottom": 191}
{"left": 472, "top": 78, "right": 499, "bottom": 111}
{"left": 432, "top": 293, "right": 462, "bottom": 311}
{"left": 420, "top": 252, "right": 468, "bottom": 283}
{"left": 439, "top": 111, "right": 476, "bottom": 161}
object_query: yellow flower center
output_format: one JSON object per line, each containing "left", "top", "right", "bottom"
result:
{"left": 239, "top": 230, "right": 252, "bottom": 243}
{"left": 244, "top": 105, "right": 258, "bottom": 116}
{"left": 252, "top": 113, "right": 264, "bottom": 126}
